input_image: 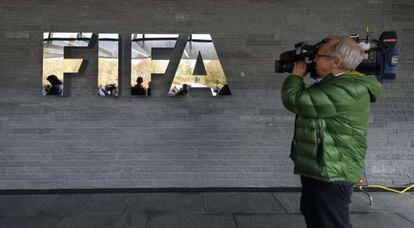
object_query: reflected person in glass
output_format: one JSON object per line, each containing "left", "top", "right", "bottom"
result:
{"left": 175, "top": 84, "right": 189, "bottom": 96}
{"left": 131, "top": 76, "right": 147, "bottom": 96}
{"left": 45, "top": 75, "right": 63, "bottom": 96}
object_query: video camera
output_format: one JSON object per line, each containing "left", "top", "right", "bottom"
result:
{"left": 275, "top": 30, "right": 400, "bottom": 82}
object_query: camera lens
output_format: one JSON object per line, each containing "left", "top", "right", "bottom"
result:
{"left": 275, "top": 61, "right": 293, "bottom": 73}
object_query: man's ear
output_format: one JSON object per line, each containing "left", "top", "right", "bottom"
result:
{"left": 332, "top": 57, "right": 342, "bottom": 68}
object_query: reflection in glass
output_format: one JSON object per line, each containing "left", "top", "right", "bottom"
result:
{"left": 131, "top": 34, "right": 178, "bottom": 96}
{"left": 170, "top": 34, "right": 230, "bottom": 96}
{"left": 98, "top": 33, "right": 119, "bottom": 96}
{"left": 42, "top": 32, "right": 92, "bottom": 96}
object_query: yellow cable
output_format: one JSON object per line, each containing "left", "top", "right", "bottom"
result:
{"left": 366, "top": 183, "right": 414, "bottom": 194}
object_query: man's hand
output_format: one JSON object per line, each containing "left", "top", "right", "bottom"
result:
{"left": 292, "top": 61, "right": 307, "bottom": 78}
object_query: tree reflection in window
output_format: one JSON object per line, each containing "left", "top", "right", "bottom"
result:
{"left": 170, "top": 34, "right": 231, "bottom": 96}
{"left": 131, "top": 34, "right": 178, "bottom": 96}
{"left": 98, "top": 33, "right": 119, "bottom": 96}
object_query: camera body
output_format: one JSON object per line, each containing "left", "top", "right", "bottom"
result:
{"left": 356, "top": 31, "right": 399, "bottom": 82}
{"left": 275, "top": 31, "right": 400, "bottom": 82}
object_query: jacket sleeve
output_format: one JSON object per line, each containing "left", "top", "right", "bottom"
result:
{"left": 281, "top": 75, "right": 338, "bottom": 118}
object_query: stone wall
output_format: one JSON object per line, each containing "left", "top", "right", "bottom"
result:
{"left": 0, "top": 0, "right": 413, "bottom": 189}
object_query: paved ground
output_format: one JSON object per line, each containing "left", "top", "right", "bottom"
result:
{"left": 0, "top": 191, "right": 413, "bottom": 228}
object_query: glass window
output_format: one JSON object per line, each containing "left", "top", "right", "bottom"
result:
{"left": 171, "top": 34, "right": 231, "bottom": 96}
{"left": 131, "top": 34, "right": 179, "bottom": 96}
{"left": 98, "top": 33, "right": 119, "bottom": 96}
{"left": 42, "top": 32, "right": 91, "bottom": 96}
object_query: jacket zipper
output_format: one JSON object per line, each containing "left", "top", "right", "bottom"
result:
{"left": 315, "top": 118, "right": 325, "bottom": 166}
{"left": 316, "top": 136, "right": 324, "bottom": 165}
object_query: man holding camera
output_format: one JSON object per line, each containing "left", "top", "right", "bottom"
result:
{"left": 281, "top": 36, "right": 382, "bottom": 228}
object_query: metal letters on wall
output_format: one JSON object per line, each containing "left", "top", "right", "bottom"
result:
{"left": 131, "top": 34, "right": 178, "bottom": 96}
{"left": 43, "top": 33, "right": 230, "bottom": 97}
{"left": 42, "top": 32, "right": 92, "bottom": 96}
{"left": 171, "top": 34, "right": 230, "bottom": 96}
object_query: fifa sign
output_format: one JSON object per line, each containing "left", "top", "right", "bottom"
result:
{"left": 43, "top": 33, "right": 231, "bottom": 97}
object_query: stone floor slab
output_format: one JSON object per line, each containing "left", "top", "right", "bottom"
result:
{"left": 203, "top": 192, "right": 285, "bottom": 214}
{"left": 0, "top": 191, "right": 413, "bottom": 228}
{"left": 272, "top": 192, "right": 301, "bottom": 213}
{"left": 272, "top": 192, "right": 414, "bottom": 214}
{"left": 17, "top": 213, "right": 148, "bottom": 228}
{"left": 24, "top": 215, "right": 62, "bottom": 228}
{"left": 0, "top": 216, "right": 33, "bottom": 228}
{"left": 58, "top": 213, "right": 147, "bottom": 228}
{"left": 398, "top": 212, "right": 414, "bottom": 224}
{"left": 39, "top": 193, "right": 130, "bottom": 216}
{"left": 146, "top": 213, "right": 237, "bottom": 228}
{"left": 350, "top": 213, "right": 414, "bottom": 228}
{"left": 115, "top": 213, "right": 149, "bottom": 228}
{"left": 124, "top": 192, "right": 204, "bottom": 214}
{"left": 235, "top": 214, "right": 307, "bottom": 228}
{"left": 350, "top": 192, "right": 414, "bottom": 213}
{"left": 0, "top": 194, "right": 59, "bottom": 216}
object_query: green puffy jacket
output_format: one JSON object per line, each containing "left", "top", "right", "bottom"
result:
{"left": 281, "top": 71, "right": 382, "bottom": 184}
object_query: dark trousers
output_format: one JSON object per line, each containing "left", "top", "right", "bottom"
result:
{"left": 300, "top": 176, "right": 354, "bottom": 228}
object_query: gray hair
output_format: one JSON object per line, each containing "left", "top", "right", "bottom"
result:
{"left": 326, "top": 36, "right": 364, "bottom": 70}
